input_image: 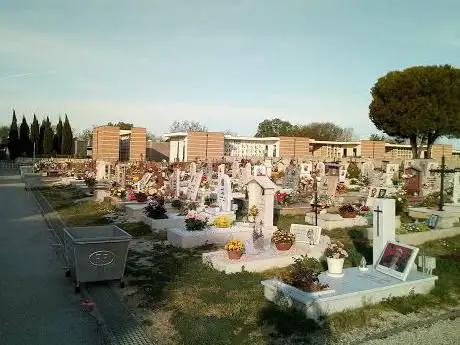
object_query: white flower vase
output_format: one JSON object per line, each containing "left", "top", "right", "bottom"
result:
{"left": 327, "top": 257, "right": 345, "bottom": 277}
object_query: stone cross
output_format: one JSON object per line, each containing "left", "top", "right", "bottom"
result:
{"left": 372, "top": 198, "right": 396, "bottom": 266}
{"left": 429, "top": 155, "right": 459, "bottom": 211}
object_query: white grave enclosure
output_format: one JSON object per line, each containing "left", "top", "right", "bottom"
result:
{"left": 262, "top": 267, "right": 437, "bottom": 320}
{"left": 262, "top": 195, "right": 438, "bottom": 319}
{"left": 202, "top": 224, "right": 330, "bottom": 274}
{"left": 372, "top": 198, "right": 396, "bottom": 265}
{"left": 167, "top": 175, "right": 279, "bottom": 248}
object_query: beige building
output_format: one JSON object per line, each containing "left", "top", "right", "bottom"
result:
{"left": 163, "top": 131, "right": 460, "bottom": 164}
{"left": 92, "top": 126, "right": 146, "bottom": 162}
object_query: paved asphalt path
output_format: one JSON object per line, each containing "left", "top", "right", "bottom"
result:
{"left": 0, "top": 170, "right": 101, "bottom": 345}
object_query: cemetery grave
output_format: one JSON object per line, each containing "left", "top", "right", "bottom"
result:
{"left": 32, "top": 169, "right": 460, "bottom": 345}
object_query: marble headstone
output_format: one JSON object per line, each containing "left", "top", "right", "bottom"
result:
{"left": 372, "top": 198, "right": 396, "bottom": 266}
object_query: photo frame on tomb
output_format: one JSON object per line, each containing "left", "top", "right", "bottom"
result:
{"left": 368, "top": 187, "right": 378, "bottom": 198}
{"left": 377, "top": 188, "right": 387, "bottom": 198}
{"left": 375, "top": 241, "right": 419, "bottom": 281}
{"left": 290, "top": 224, "right": 321, "bottom": 245}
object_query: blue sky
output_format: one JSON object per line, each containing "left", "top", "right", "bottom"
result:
{"left": 0, "top": 0, "right": 459, "bottom": 147}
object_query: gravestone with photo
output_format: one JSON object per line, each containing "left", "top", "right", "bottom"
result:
{"left": 186, "top": 170, "right": 203, "bottom": 201}
{"left": 283, "top": 165, "right": 300, "bottom": 190}
{"left": 372, "top": 198, "right": 396, "bottom": 265}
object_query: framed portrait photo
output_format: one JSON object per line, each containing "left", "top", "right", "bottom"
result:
{"left": 376, "top": 241, "right": 419, "bottom": 281}
{"left": 377, "top": 188, "right": 387, "bottom": 198}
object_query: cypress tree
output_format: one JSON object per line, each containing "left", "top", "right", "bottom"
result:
{"left": 53, "top": 117, "right": 63, "bottom": 154}
{"left": 39, "top": 119, "right": 46, "bottom": 154}
{"left": 61, "top": 114, "right": 73, "bottom": 155}
{"left": 43, "top": 117, "right": 54, "bottom": 155}
{"left": 30, "top": 114, "right": 40, "bottom": 156}
{"left": 7, "top": 110, "right": 20, "bottom": 160}
{"left": 19, "top": 116, "right": 32, "bottom": 157}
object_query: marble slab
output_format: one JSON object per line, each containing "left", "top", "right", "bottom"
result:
{"left": 141, "top": 213, "right": 185, "bottom": 231}
{"left": 262, "top": 266, "right": 437, "bottom": 320}
{"left": 305, "top": 213, "right": 368, "bottom": 230}
{"left": 167, "top": 223, "right": 277, "bottom": 248}
{"left": 203, "top": 243, "right": 327, "bottom": 274}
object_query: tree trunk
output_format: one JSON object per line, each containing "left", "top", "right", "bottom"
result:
{"left": 409, "top": 135, "right": 420, "bottom": 158}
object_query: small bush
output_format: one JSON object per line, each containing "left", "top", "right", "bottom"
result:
{"left": 144, "top": 199, "right": 168, "bottom": 219}
{"left": 347, "top": 163, "right": 361, "bottom": 179}
{"left": 171, "top": 199, "right": 183, "bottom": 209}
{"left": 281, "top": 256, "right": 329, "bottom": 292}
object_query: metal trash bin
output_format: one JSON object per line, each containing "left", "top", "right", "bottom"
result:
{"left": 64, "top": 225, "right": 132, "bottom": 292}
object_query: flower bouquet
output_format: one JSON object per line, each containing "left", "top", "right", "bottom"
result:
{"left": 325, "top": 241, "right": 348, "bottom": 275}
{"left": 200, "top": 175, "right": 209, "bottom": 189}
{"left": 275, "top": 191, "right": 291, "bottom": 207}
{"left": 213, "top": 215, "right": 233, "bottom": 228}
{"left": 338, "top": 204, "right": 358, "bottom": 218}
{"left": 225, "top": 239, "right": 245, "bottom": 260}
{"left": 247, "top": 205, "right": 259, "bottom": 222}
{"left": 184, "top": 211, "right": 209, "bottom": 231}
{"left": 271, "top": 230, "right": 296, "bottom": 251}
{"left": 315, "top": 194, "right": 333, "bottom": 209}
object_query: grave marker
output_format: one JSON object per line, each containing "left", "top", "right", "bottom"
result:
{"left": 290, "top": 224, "right": 321, "bottom": 245}
{"left": 247, "top": 176, "right": 277, "bottom": 229}
{"left": 429, "top": 156, "right": 459, "bottom": 210}
{"left": 217, "top": 174, "right": 232, "bottom": 212}
{"left": 372, "top": 198, "right": 396, "bottom": 265}
{"left": 186, "top": 170, "right": 203, "bottom": 201}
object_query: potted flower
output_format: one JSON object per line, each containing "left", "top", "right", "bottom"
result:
{"left": 184, "top": 211, "right": 209, "bottom": 231}
{"left": 144, "top": 199, "right": 168, "bottom": 219}
{"left": 275, "top": 191, "right": 290, "bottom": 208}
{"left": 247, "top": 205, "right": 258, "bottom": 223}
{"left": 338, "top": 204, "right": 358, "bottom": 218}
{"left": 213, "top": 214, "right": 233, "bottom": 228}
{"left": 225, "top": 239, "right": 245, "bottom": 260}
{"left": 359, "top": 205, "right": 373, "bottom": 225}
{"left": 324, "top": 241, "right": 348, "bottom": 276}
{"left": 271, "top": 230, "right": 296, "bottom": 251}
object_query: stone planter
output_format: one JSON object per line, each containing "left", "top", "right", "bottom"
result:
{"left": 327, "top": 257, "right": 344, "bottom": 275}
{"left": 227, "top": 250, "right": 243, "bottom": 260}
{"left": 275, "top": 242, "right": 293, "bottom": 251}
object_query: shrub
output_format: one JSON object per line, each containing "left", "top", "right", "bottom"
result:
{"left": 420, "top": 192, "right": 452, "bottom": 208}
{"left": 338, "top": 204, "right": 357, "bottom": 214}
{"left": 144, "top": 199, "right": 168, "bottom": 219}
{"left": 282, "top": 257, "right": 329, "bottom": 292}
{"left": 171, "top": 199, "right": 183, "bottom": 209}
{"left": 347, "top": 163, "right": 361, "bottom": 179}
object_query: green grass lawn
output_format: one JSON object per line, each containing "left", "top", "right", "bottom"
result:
{"left": 39, "top": 187, "right": 460, "bottom": 344}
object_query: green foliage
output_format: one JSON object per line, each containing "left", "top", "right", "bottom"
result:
{"left": 169, "top": 120, "right": 207, "bottom": 132}
{"left": 281, "top": 256, "right": 329, "bottom": 292}
{"left": 369, "top": 65, "right": 460, "bottom": 158}
{"left": 171, "top": 199, "right": 183, "bottom": 209}
{"left": 368, "top": 133, "right": 406, "bottom": 144}
{"left": 53, "top": 117, "right": 63, "bottom": 154}
{"left": 255, "top": 118, "right": 294, "bottom": 137}
{"left": 398, "top": 222, "right": 430, "bottom": 234}
{"left": 19, "top": 116, "right": 32, "bottom": 156}
{"left": 107, "top": 121, "right": 133, "bottom": 130}
{"left": 61, "top": 114, "right": 73, "bottom": 155}
{"left": 420, "top": 191, "right": 452, "bottom": 208}
{"left": 43, "top": 118, "right": 54, "bottom": 155}
{"left": 30, "top": 114, "right": 39, "bottom": 154}
{"left": 38, "top": 119, "right": 46, "bottom": 154}
{"left": 346, "top": 162, "right": 361, "bottom": 179}
{"left": 7, "top": 110, "right": 20, "bottom": 159}
{"left": 254, "top": 118, "right": 354, "bottom": 141}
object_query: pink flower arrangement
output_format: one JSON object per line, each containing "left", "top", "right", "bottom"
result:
{"left": 184, "top": 211, "right": 209, "bottom": 231}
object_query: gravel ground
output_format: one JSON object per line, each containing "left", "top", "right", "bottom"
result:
{"left": 357, "top": 317, "right": 460, "bottom": 345}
